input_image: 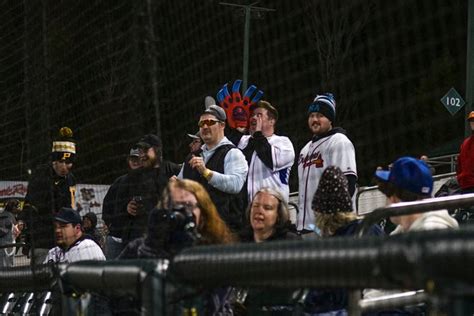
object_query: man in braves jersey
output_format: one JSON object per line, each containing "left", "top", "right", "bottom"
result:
{"left": 237, "top": 101, "right": 295, "bottom": 203}
{"left": 297, "top": 93, "right": 357, "bottom": 232}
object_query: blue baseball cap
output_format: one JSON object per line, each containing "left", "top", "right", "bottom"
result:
{"left": 375, "top": 156, "right": 433, "bottom": 196}
{"left": 54, "top": 207, "right": 82, "bottom": 225}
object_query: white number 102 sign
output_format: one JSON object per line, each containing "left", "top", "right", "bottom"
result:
{"left": 446, "top": 97, "right": 461, "bottom": 107}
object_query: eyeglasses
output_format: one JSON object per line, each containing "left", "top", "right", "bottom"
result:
{"left": 171, "top": 202, "right": 199, "bottom": 210}
{"left": 198, "top": 119, "right": 220, "bottom": 128}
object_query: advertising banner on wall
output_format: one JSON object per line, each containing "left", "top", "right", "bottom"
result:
{"left": 0, "top": 181, "right": 109, "bottom": 225}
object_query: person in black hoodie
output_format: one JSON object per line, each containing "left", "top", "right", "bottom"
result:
{"left": 82, "top": 212, "right": 104, "bottom": 249}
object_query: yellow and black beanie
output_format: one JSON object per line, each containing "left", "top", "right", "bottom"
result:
{"left": 51, "top": 127, "right": 76, "bottom": 162}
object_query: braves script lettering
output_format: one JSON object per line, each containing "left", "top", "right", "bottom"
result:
{"left": 299, "top": 152, "right": 324, "bottom": 168}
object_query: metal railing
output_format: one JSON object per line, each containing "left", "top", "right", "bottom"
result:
{"left": 1, "top": 228, "right": 474, "bottom": 315}
{"left": 60, "top": 259, "right": 169, "bottom": 315}
{"left": 356, "top": 193, "right": 474, "bottom": 236}
{"left": 359, "top": 290, "right": 427, "bottom": 313}
{"left": 356, "top": 172, "right": 457, "bottom": 215}
{"left": 424, "top": 153, "right": 458, "bottom": 173}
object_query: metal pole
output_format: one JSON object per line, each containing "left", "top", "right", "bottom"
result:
{"left": 145, "top": 0, "right": 162, "bottom": 139}
{"left": 220, "top": 2, "right": 274, "bottom": 91}
{"left": 242, "top": 6, "right": 251, "bottom": 92}
{"left": 466, "top": 0, "right": 474, "bottom": 137}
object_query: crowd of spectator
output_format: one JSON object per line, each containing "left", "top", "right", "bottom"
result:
{"left": 1, "top": 82, "right": 473, "bottom": 315}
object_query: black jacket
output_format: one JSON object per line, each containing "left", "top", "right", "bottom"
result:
{"left": 103, "top": 160, "right": 180, "bottom": 244}
{"left": 21, "top": 164, "right": 76, "bottom": 249}
{"left": 239, "top": 221, "right": 300, "bottom": 243}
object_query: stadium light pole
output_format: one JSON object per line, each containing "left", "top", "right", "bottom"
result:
{"left": 466, "top": 0, "right": 474, "bottom": 137}
{"left": 220, "top": 2, "right": 275, "bottom": 91}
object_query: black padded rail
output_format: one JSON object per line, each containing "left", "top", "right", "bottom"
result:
{"left": 171, "top": 227, "right": 474, "bottom": 290}
{"left": 0, "top": 264, "right": 55, "bottom": 291}
{"left": 357, "top": 193, "right": 474, "bottom": 236}
{"left": 59, "top": 259, "right": 168, "bottom": 297}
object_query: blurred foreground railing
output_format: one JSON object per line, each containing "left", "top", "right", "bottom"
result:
{"left": 1, "top": 195, "right": 474, "bottom": 315}
{"left": 356, "top": 193, "right": 474, "bottom": 236}
{"left": 1, "top": 228, "right": 473, "bottom": 315}
{"left": 171, "top": 228, "right": 474, "bottom": 290}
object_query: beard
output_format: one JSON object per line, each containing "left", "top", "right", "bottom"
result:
{"left": 142, "top": 154, "right": 158, "bottom": 169}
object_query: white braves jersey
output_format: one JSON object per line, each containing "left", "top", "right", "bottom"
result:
{"left": 45, "top": 238, "right": 105, "bottom": 263}
{"left": 238, "top": 134, "right": 295, "bottom": 202}
{"left": 297, "top": 132, "right": 357, "bottom": 230}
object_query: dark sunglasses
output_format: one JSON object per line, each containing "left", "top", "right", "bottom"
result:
{"left": 198, "top": 119, "right": 220, "bottom": 128}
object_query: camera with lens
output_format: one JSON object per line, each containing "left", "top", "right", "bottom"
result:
{"left": 165, "top": 204, "right": 197, "bottom": 235}
{"left": 145, "top": 204, "right": 201, "bottom": 254}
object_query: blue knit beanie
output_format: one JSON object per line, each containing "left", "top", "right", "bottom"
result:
{"left": 308, "top": 93, "right": 336, "bottom": 122}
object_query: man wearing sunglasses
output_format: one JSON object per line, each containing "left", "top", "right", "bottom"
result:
{"left": 179, "top": 105, "right": 248, "bottom": 232}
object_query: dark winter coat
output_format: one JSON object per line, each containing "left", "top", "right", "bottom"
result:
{"left": 239, "top": 221, "right": 301, "bottom": 243}
{"left": 83, "top": 212, "right": 104, "bottom": 248}
{"left": 103, "top": 160, "right": 180, "bottom": 244}
{"left": 21, "top": 164, "right": 76, "bottom": 249}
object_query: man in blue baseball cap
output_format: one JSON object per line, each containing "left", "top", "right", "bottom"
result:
{"left": 365, "top": 157, "right": 459, "bottom": 304}
{"left": 44, "top": 208, "right": 105, "bottom": 263}
{"left": 375, "top": 156, "right": 458, "bottom": 234}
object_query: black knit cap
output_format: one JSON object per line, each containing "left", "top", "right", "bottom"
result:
{"left": 312, "top": 166, "right": 353, "bottom": 214}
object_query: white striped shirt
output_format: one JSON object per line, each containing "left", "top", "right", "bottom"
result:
{"left": 238, "top": 134, "right": 295, "bottom": 202}
{"left": 44, "top": 238, "right": 105, "bottom": 263}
